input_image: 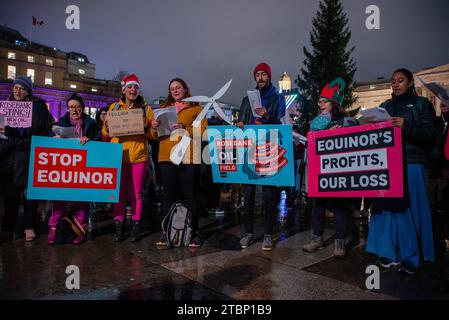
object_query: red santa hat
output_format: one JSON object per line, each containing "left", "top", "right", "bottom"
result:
{"left": 121, "top": 74, "right": 140, "bottom": 91}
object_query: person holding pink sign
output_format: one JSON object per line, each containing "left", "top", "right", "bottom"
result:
{"left": 0, "top": 76, "right": 53, "bottom": 241}
{"left": 102, "top": 74, "right": 156, "bottom": 243}
{"left": 366, "top": 68, "right": 437, "bottom": 274}
{"left": 302, "top": 77, "right": 358, "bottom": 258}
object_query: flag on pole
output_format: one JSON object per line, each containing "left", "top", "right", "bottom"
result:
{"left": 32, "top": 16, "right": 44, "bottom": 26}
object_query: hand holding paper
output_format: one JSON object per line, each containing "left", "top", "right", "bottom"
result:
{"left": 247, "top": 90, "right": 263, "bottom": 118}
{"left": 153, "top": 106, "right": 177, "bottom": 136}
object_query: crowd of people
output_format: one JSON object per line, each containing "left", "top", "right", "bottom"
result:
{"left": 1, "top": 62, "right": 448, "bottom": 275}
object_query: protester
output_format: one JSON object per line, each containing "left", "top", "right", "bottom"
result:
{"left": 0, "top": 76, "right": 53, "bottom": 241}
{"left": 366, "top": 68, "right": 437, "bottom": 274}
{"left": 302, "top": 77, "right": 358, "bottom": 257}
{"left": 102, "top": 74, "right": 155, "bottom": 242}
{"left": 47, "top": 93, "right": 100, "bottom": 244}
{"left": 153, "top": 78, "right": 206, "bottom": 248}
{"left": 236, "top": 62, "right": 286, "bottom": 251}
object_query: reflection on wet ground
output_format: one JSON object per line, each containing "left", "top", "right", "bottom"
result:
{"left": 0, "top": 191, "right": 448, "bottom": 300}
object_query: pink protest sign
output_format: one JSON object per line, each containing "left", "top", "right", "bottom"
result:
{"left": 0, "top": 101, "right": 33, "bottom": 128}
{"left": 307, "top": 122, "right": 403, "bottom": 197}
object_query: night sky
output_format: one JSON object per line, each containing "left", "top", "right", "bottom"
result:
{"left": 1, "top": 0, "right": 448, "bottom": 104}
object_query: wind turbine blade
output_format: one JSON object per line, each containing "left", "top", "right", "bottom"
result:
{"left": 212, "top": 79, "right": 232, "bottom": 100}
{"left": 183, "top": 96, "right": 211, "bottom": 103}
{"left": 213, "top": 102, "right": 232, "bottom": 124}
{"left": 192, "top": 102, "right": 212, "bottom": 128}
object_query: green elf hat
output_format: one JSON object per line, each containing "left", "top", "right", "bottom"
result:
{"left": 320, "top": 77, "right": 346, "bottom": 106}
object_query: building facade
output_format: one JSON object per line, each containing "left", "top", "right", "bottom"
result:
{"left": 354, "top": 63, "right": 449, "bottom": 115}
{"left": 0, "top": 25, "right": 121, "bottom": 119}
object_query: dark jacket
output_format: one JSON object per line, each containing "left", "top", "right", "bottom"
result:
{"left": 372, "top": 88, "right": 437, "bottom": 213}
{"left": 55, "top": 112, "right": 101, "bottom": 141}
{"left": 238, "top": 84, "right": 286, "bottom": 125}
{"left": 4, "top": 95, "right": 53, "bottom": 187}
{"left": 381, "top": 88, "right": 437, "bottom": 164}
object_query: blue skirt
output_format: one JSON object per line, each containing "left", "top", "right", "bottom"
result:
{"left": 366, "top": 164, "right": 435, "bottom": 267}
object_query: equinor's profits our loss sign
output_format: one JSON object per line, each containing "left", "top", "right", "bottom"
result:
{"left": 307, "top": 122, "right": 403, "bottom": 197}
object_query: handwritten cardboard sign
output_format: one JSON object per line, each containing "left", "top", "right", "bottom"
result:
{"left": 107, "top": 109, "right": 144, "bottom": 137}
{"left": 0, "top": 101, "right": 33, "bottom": 128}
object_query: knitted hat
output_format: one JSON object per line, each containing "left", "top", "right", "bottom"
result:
{"left": 67, "top": 93, "right": 85, "bottom": 108}
{"left": 13, "top": 76, "right": 33, "bottom": 94}
{"left": 253, "top": 63, "right": 272, "bottom": 80}
{"left": 121, "top": 74, "right": 140, "bottom": 91}
{"left": 320, "top": 77, "right": 346, "bottom": 106}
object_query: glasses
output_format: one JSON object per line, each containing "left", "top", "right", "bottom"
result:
{"left": 13, "top": 86, "right": 27, "bottom": 92}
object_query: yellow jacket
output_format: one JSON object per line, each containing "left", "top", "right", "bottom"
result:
{"left": 101, "top": 97, "right": 157, "bottom": 164}
{"left": 156, "top": 104, "right": 207, "bottom": 164}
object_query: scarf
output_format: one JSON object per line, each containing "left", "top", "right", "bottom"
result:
{"left": 174, "top": 102, "right": 187, "bottom": 113}
{"left": 254, "top": 83, "right": 277, "bottom": 124}
{"left": 70, "top": 117, "right": 83, "bottom": 138}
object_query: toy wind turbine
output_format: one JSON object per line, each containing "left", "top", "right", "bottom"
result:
{"left": 183, "top": 79, "right": 233, "bottom": 127}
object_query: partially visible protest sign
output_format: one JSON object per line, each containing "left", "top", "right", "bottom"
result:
{"left": 307, "top": 122, "right": 403, "bottom": 197}
{"left": 0, "top": 101, "right": 33, "bottom": 128}
{"left": 27, "top": 136, "right": 123, "bottom": 202}
{"left": 107, "top": 109, "right": 144, "bottom": 137}
{"left": 207, "top": 125, "right": 295, "bottom": 186}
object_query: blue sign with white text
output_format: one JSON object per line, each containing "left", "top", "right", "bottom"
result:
{"left": 207, "top": 125, "right": 295, "bottom": 186}
{"left": 27, "top": 136, "right": 123, "bottom": 202}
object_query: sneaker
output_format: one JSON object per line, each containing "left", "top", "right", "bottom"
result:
{"left": 156, "top": 233, "right": 167, "bottom": 246}
{"left": 302, "top": 235, "right": 324, "bottom": 252}
{"left": 333, "top": 239, "right": 346, "bottom": 258}
{"left": 262, "top": 234, "right": 274, "bottom": 251}
{"left": 25, "top": 229, "right": 36, "bottom": 241}
{"left": 240, "top": 233, "right": 254, "bottom": 249}
{"left": 398, "top": 263, "right": 418, "bottom": 275}
{"left": 377, "top": 257, "right": 400, "bottom": 269}
{"left": 188, "top": 236, "right": 202, "bottom": 248}
{"left": 47, "top": 227, "right": 56, "bottom": 245}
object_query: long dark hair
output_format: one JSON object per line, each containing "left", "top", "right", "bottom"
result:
{"left": 160, "top": 78, "right": 192, "bottom": 108}
{"left": 392, "top": 68, "right": 417, "bottom": 96}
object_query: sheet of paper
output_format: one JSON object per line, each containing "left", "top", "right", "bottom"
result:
{"left": 154, "top": 106, "right": 177, "bottom": 136}
{"left": 52, "top": 125, "right": 78, "bottom": 138}
{"left": 360, "top": 107, "right": 392, "bottom": 122}
{"left": 246, "top": 90, "right": 263, "bottom": 118}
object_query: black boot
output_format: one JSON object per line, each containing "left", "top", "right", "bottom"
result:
{"left": 129, "top": 220, "right": 141, "bottom": 242}
{"left": 113, "top": 220, "right": 124, "bottom": 242}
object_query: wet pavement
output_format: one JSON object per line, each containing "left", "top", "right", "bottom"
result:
{"left": 0, "top": 192, "right": 448, "bottom": 300}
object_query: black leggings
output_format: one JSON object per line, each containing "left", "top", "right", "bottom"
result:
{"left": 159, "top": 163, "right": 200, "bottom": 233}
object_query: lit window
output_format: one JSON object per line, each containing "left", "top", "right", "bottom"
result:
{"left": 45, "top": 72, "right": 52, "bottom": 85}
{"left": 7, "top": 65, "right": 16, "bottom": 80}
{"left": 70, "top": 84, "right": 77, "bottom": 89}
{"left": 27, "top": 69, "right": 35, "bottom": 83}
{"left": 78, "top": 69, "right": 85, "bottom": 75}
{"left": 91, "top": 88, "right": 98, "bottom": 92}
{"left": 28, "top": 56, "right": 35, "bottom": 63}
{"left": 46, "top": 59, "right": 53, "bottom": 66}
{"left": 8, "top": 52, "right": 16, "bottom": 59}
{"left": 78, "top": 57, "right": 85, "bottom": 63}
